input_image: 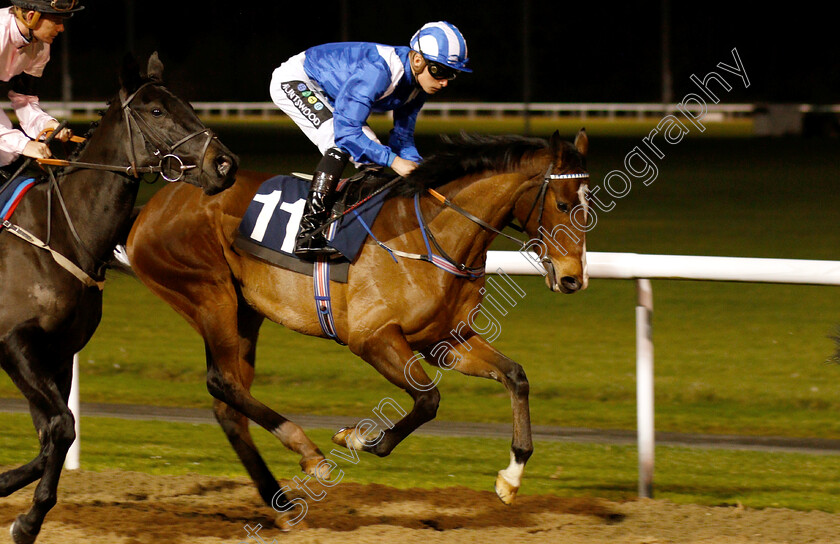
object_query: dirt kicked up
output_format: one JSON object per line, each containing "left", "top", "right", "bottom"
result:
{"left": 0, "top": 468, "right": 838, "bottom": 544}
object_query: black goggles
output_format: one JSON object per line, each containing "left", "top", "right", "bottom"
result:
{"left": 426, "top": 60, "right": 458, "bottom": 81}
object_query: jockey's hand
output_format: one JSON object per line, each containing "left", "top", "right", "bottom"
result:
{"left": 22, "top": 140, "right": 52, "bottom": 159}
{"left": 44, "top": 119, "right": 73, "bottom": 142}
{"left": 391, "top": 156, "right": 418, "bottom": 177}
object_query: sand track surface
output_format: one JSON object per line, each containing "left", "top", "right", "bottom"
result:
{"left": 1, "top": 469, "right": 838, "bottom": 543}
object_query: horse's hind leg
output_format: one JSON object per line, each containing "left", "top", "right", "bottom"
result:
{"left": 1, "top": 327, "right": 75, "bottom": 543}
{"left": 334, "top": 324, "right": 441, "bottom": 456}
{"left": 422, "top": 332, "right": 532, "bottom": 505}
{"left": 203, "top": 298, "right": 327, "bottom": 503}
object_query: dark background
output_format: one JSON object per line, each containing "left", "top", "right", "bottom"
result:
{"left": 19, "top": 1, "right": 838, "bottom": 105}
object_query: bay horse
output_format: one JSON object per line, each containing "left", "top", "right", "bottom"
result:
{"left": 126, "top": 129, "right": 589, "bottom": 513}
{"left": 0, "top": 53, "right": 237, "bottom": 544}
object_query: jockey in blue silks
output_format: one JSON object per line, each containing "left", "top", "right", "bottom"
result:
{"left": 269, "top": 21, "right": 471, "bottom": 258}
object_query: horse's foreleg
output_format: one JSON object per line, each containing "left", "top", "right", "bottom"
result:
{"left": 1, "top": 330, "right": 75, "bottom": 543}
{"left": 336, "top": 324, "right": 440, "bottom": 457}
{"left": 0, "top": 400, "right": 48, "bottom": 497}
{"left": 423, "top": 332, "right": 532, "bottom": 505}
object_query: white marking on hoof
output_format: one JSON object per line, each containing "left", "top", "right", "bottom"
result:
{"left": 331, "top": 427, "right": 353, "bottom": 448}
{"left": 495, "top": 472, "right": 519, "bottom": 505}
{"left": 332, "top": 426, "right": 376, "bottom": 450}
{"left": 495, "top": 451, "right": 525, "bottom": 505}
{"left": 346, "top": 429, "right": 369, "bottom": 451}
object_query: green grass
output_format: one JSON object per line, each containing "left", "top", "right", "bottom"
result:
{"left": 1, "top": 414, "right": 838, "bottom": 512}
{"left": 2, "top": 274, "right": 837, "bottom": 439}
{"left": 2, "top": 132, "right": 840, "bottom": 440}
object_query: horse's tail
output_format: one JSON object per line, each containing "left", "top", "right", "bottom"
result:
{"left": 107, "top": 205, "right": 143, "bottom": 276}
{"left": 827, "top": 325, "right": 840, "bottom": 365}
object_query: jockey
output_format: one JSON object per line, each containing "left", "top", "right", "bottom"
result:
{"left": 0, "top": 0, "right": 81, "bottom": 173}
{"left": 269, "top": 21, "right": 471, "bottom": 258}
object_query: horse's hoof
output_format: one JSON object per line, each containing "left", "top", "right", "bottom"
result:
{"left": 274, "top": 512, "right": 309, "bottom": 532}
{"left": 494, "top": 471, "right": 519, "bottom": 505}
{"left": 10, "top": 516, "right": 37, "bottom": 544}
{"left": 331, "top": 427, "right": 356, "bottom": 449}
{"left": 300, "top": 456, "right": 331, "bottom": 480}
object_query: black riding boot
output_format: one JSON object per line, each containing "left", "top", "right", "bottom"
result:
{"left": 294, "top": 147, "right": 349, "bottom": 259}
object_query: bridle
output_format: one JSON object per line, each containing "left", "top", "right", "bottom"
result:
{"left": 0, "top": 80, "right": 223, "bottom": 289}
{"left": 352, "top": 163, "right": 590, "bottom": 279}
{"left": 119, "top": 81, "right": 217, "bottom": 182}
{"left": 520, "top": 163, "right": 589, "bottom": 230}
{"left": 40, "top": 81, "right": 218, "bottom": 183}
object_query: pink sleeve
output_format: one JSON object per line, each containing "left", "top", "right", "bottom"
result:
{"left": 9, "top": 90, "right": 55, "bottom": 139}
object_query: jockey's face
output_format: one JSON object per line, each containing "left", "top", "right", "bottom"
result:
{"left": 411, "top": 53, "right": 450, "bottom": 95}
{"left": 31, "top": 13, "right": 66, "bottom": 44}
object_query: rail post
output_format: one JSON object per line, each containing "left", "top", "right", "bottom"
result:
{"left": 636, "top": 278, "right": 654, "bottom": 497}
{"left": 65, "top": 353, "right": 80, "bottom": 470}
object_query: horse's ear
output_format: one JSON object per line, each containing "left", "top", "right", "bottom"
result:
{"left": 548, "top": 130, "right": 562, "bottom": 152}
{"left": 146, "top": 51, "right": 164, "bottom": 82}
{"left": 574, "top": 128, "right": 588, "bottom": 157}
{"left": 120, "top": 53, "right": 142, "bottom": 93}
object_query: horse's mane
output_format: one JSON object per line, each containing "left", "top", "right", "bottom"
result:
{"left": 393, "top": 133, "right": 549, "bottom": 197}
{"left": 58, "top": 90, "right": 138, "bottom": 177}
{"left": 65, "top": 116, "right": 101, "bottom": 163}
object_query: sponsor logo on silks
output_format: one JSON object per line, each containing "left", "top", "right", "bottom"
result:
{"left": 281, "top": 81, "right": 332, "bottom": 128}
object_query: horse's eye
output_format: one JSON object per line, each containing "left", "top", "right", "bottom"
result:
{"left": 151, "top": 108, "right": 163, "bottom": 117}
{"left": 556, "top": 201, "right": 570, "bottom": 213}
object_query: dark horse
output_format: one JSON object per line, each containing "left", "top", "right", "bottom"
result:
{"left": 127, "top": 129, "right": 589, "bottom": 515}
{"left": 0, "top": 54, "right": 237, "bottom": 543}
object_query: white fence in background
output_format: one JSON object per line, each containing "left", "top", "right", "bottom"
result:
{"left": 66, "top": 251, "right": 840, "bottom": 497}
{"left": 40, "top": 101, "right": 838, "bottom": 121}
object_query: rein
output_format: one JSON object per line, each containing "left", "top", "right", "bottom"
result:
{"left": 373, "top": 165, "right": 590, "bottom": 278}
{"left": 38, "top": 81, "right": 217, "bottom": 182}
{"left": 3, "top": 81, "right": 218, "bottom": 288}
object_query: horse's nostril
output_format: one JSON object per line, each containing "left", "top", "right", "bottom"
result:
{"left": 560, "top": 276, "right": 580, "bottom": 291}
{"left": 215, "top": 156, "right": 233, "bottom": 177}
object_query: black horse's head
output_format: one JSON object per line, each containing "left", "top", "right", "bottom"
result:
{"left": 118, "top": 52, "right": 238, "bottom": 195}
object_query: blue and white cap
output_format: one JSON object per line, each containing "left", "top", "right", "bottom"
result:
{"left": 410, "top": 21, "right": 471, "bottom": 73}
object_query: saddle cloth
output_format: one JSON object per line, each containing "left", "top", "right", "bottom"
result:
{"left": 234, "top": 174, "right": 391, "bottom": 283}
{"left": 0, "top": 177, "right": 39, "bottom": 223}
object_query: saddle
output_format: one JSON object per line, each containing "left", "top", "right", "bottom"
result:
{"left": 234, "top": 168, "right": 399, "bottom": 283}
{"left": 0, "top": 176, "right": 41, "bottom": 223}
{"left": 333, "top": 166, "right": 398, "bottom": 215}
